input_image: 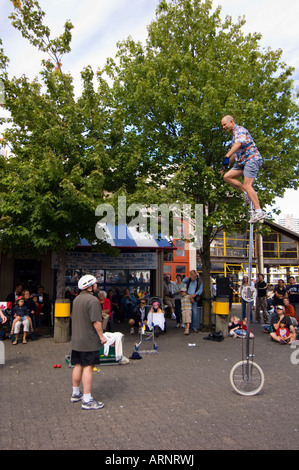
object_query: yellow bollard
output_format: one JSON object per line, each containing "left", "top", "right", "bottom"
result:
{"left": 54, "top": 299, "right": 71, "bottom": 343}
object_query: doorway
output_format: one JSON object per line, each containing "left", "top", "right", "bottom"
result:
{"left": 13, "top": 259, "right": 41, "bottom": 292}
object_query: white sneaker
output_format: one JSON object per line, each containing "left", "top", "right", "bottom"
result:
{"left": 130, "top": 327, "right": 134, "bottom": 334}
{"left": 242, "top": 192, "right": 251, "bottom": 206}
{"left": 82, "top": 399, "right": 104, "bottom": 410}
{"left": 249, "top": 210, "right": 266, "bottom": 224}
{"left": 71, "top": 391, "right": 83, "bottom": 403}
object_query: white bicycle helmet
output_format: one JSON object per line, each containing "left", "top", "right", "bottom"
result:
{"left": 78, "top": 274, "right": 97, "bottom": 290}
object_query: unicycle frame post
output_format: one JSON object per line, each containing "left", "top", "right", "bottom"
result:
{"left": 230, "top": 202, "right": 265, "bottom": 396}
{"left": 245, "top": 202, "right": 254, "bottom": 376}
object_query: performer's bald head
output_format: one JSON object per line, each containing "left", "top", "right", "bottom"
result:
{"left": 221, "top": 115, "right": 235, "bottom": 132}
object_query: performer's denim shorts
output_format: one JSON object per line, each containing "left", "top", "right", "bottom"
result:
{"left": 232, "top": 159, "right": 262, "bottom": 178}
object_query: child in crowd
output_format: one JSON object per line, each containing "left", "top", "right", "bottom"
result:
{"left": 228, "top": 315, "right": 245, "bottom": 338}
{"left": 31, "top": 293, "right": 42, "bottom": 335}
{"left": 240, "top": 317, "right": 254, "bottom": 338}
{"left": 180, "top": 286, "right": 193, "bottom": 335}
{"left": 10, "top": 296, "right": 33, "bottom": 339}
{"left": 276, "top": 320, "right": 291, "bottom": 344}
{"left": 10, "top": 296, "right": 33, "bottom": 335}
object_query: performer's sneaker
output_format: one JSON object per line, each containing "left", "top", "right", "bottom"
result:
{"left": 82, "top": 398, "right": 104, "bottom": 410}
{"left": 242, "top": 192, "right": 251, "bottom": 206}
{"left": 70, "top": 391, "right": 83, "bottom": 403}
{"left": 249, "top": 210, "right": 266, "bottom": 224}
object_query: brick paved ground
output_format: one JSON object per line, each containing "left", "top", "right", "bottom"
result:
{"left": 1, "top": 305, "right": 299, "bottom": 451}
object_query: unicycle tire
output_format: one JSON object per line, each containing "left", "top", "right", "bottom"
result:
{"left": 230, "top": 360, "right": 264, "bottom": 396}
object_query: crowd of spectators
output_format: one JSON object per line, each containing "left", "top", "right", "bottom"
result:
{"left": 1, "top": 274, "right": 299, "bottom": 347}
{"left": 228, "top": 275, "right": 299, "bottom": 345}
{"left": 0, "top": 282, "right": 51, "bottom": 343}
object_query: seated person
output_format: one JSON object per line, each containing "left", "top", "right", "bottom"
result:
{"left": 228, "top": 315, "right": 243, "bottom": 338}
{"left": 283, "top": 297, "right": 298, "bottom": 327}
{"left": 120, "top": 288, "right": 137, "bottom": 319}
{"left": 128, "top": 298, "right": 148, "bottom": 334}
{"left": 31, "top": 294, "right": 42, "bottom": 335}
{"left": 98, "top": 291, "right": 111, "bottom": 332}
{"left": 11, "top": 296, "right": 33, "bottom": 343}
{"left": 0, "top": 309, "right": 8, "bottom": 325}
{"left": 240, "top": 317, "right": 254, "bottom": 338}
{"left": 0, "top": 308, "right": 8, "bottom": 340}
{"left": 276, "top": 320, "right": 291, "bottom": 344}
{"left": 147, "top": 301, "right": 165, "bottom": 336}
{"left": 269, "top": 305, "right": 296, "bottom": 344}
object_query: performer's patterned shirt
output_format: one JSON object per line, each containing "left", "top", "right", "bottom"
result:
{"left": 232, "top": 124, "right": 262, "bottom": 165}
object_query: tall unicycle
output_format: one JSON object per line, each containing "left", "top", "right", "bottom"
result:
{"left": 230, "top": 202, "right": 265, "bottom": 396}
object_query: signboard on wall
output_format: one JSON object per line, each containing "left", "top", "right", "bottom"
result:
{"left": 51, "top": 251, "right": 158, "bottom": 271}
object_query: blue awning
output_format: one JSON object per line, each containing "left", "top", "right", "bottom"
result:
{"left": 80, "top": 224, "right": 174, "bottom": 250}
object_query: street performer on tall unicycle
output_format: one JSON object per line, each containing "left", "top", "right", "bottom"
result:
{"left": 220, "top": 115, "right": 266, "bottom": 224}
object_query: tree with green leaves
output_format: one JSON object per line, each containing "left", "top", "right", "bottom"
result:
{"left": 0, "top": 0, "right": 115, "bottom": 298}
{"left": 103, "top": 0, "right": 299, "bottom": 328}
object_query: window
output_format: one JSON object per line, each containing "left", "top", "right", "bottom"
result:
{"left": 129, "top": 270, "right": 150, "bottom": 283}
{"left": 163, "top": 265, "right": 171, "bottom": 274}
{"left": 176, "top": 266, "right": 186, "bottom": 275}
{"left": 106, "top": 270, "right": 126, "bottom": 284}
{"left": 175, "top": 240, "right": 185, "bottom": 257}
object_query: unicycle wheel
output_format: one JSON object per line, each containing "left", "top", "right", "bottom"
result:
{"left": 230, "top": 360, "right": 264, "bottom": 396}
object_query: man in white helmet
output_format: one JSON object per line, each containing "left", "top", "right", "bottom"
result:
{"left": 70, "top": 274, "right": 107, "bottom": 410}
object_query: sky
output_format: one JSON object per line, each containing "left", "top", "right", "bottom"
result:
{"left": 0, "top": 0, "right": 298, "bottom": 222}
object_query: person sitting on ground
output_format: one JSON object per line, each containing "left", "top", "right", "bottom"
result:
{"left": 128, "top": 298, "right": 148, "bottom": 334}
{"left": 147, "top": 301, "right": 165, "bottom": 336}
{"left": 276, "top": 320, "right": 292, "bottom": 344}
{"left": 283, "top": 297, "right": 298, "bottom": 327}
{"left": 269, "top": 305, "right": 296, "bottom": 344}
{"left": 228, "top": 315, "right": 243, "bottom": 337}
{"left": 241, "top": 317, "right": 254, "bottom": 338}
{"left": 10, "top": 296, "right": 33, "bottom": 343}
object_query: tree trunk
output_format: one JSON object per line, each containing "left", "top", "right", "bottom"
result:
{"left": 56, "top": 247, "right": 67, "bottom": 300}
{"left": 200, "top": 233, "right": 213, "bottom": 331}
{"left": 54, "top": 248, "right": 70, "bottom": 343}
